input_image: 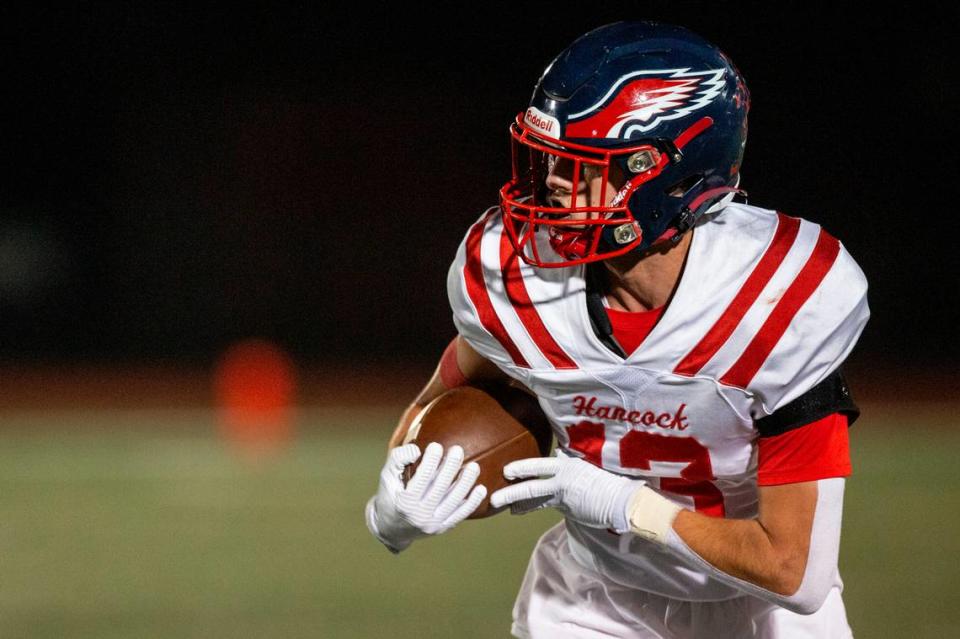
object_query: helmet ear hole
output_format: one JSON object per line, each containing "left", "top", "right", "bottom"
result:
{"left": 665, "top": 174, "right": 704, "bottom": 198}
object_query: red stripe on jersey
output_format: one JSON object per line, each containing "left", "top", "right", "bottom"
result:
{"left": 463, "top": 214, "right": 530, "bottom": 368}
{"left": 757, "top": 413, "right": 851, "bottom": 486}
{"left": 720, "top": 229, "right": 841, "bottom": 388}
{"left": 674, "top": 213, "right": 801, "bottom": 376}
{"left": 500, "top": 229, "right": 578, "bottom": 369}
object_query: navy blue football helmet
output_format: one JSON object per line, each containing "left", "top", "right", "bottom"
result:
{"left": 500, "top": 21, "right": 750, "bottom": 267}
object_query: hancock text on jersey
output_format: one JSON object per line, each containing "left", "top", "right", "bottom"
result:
{"left": 571, "top": 396, "right": 690, "bottom": 431}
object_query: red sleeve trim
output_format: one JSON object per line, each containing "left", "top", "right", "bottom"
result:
{"left": 439, "top": 338, "right": 468, "bottom": 389}
{"left": 757, "top": 412, "right": 851, "bottom": 486}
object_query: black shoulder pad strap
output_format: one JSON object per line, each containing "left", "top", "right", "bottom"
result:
{"left": 585, "top": 263, "right": 627, "bottom": 358}
{"left": 755, "top": 368, "right": 859, "bottom": 438}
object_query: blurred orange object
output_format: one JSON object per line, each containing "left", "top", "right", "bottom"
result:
{"left": 214, "top": 339, "right": 296, "bottom": 456}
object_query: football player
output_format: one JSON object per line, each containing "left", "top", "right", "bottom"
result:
{"left": 366, "top": 21, "right": 868, "bottom": 638}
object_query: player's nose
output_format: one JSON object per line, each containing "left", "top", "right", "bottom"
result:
{"left": 545, "top": 173, "right": 574, "bottom": 193}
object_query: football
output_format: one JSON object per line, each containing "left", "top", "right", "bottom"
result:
{"left": 402, "top": 384, "right": 553, "bottom": 519}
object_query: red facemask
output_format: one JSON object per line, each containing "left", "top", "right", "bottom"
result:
{"left": 499, "top": 114, "right": 671, "bottom": 268}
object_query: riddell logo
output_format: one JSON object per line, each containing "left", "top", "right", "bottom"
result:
{"left": 572, "top": 395, "right": 689, "bottom": 431}
{"left": 524, "top": 107, "right": 560, "bottom": 138}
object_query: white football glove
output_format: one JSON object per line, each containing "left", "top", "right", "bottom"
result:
{"left": 490, "top": 449, "right": 681, "bottom": 541}
{"left": 365, "top": 442, "right": 487, "bottom": 553}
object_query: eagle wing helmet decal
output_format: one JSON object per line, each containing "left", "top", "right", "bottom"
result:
{"left": 565, "top": 68, "right": 726, "bottom": 139}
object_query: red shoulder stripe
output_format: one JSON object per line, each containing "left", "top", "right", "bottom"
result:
{"left": 463, "top": 214, "right": 530, "bottom": 368}
{"left": 500, "top": 229, "right": 578, "bottom": 369}
{"left": 719, "top": 229, "right": 841, "bottom": 388}
{"left": 674, "top": 213, "right": 801, "bottom": 376}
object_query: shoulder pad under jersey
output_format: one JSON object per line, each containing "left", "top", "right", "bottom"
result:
{"left": 672, "top": 203, "right": 869, "bottom": 418}
{"left": 448, "top": 205, "right": 592, "bottom": 378}
{"left": 447, "top": 208, "right": 529, "bottom": 378}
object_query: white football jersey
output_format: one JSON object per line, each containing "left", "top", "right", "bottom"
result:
{"left": 447, "top": 202, "right": 869, "bottom": 600}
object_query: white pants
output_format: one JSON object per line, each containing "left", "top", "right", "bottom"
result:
{"left": 511, "top": 522, "right": 853, "bottom": 639}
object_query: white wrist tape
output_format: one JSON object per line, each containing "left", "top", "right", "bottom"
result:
{"left": 625, "top": 485, "right": 682, "bottom": 544}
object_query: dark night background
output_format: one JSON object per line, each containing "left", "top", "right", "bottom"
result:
{"left": 2, "top": 2, "right": 957, "bottom": 374}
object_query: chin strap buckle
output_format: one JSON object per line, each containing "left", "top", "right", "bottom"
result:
{"left": 677, "top": 187, "right": 747, "bottom": 233}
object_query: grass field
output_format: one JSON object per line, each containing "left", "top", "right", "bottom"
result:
{"left": 0, "top": 405, "right": 957, "bottom": 638}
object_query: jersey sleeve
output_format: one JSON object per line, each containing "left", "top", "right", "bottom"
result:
{"left": 757, "top": 412, "right": 852, "bottom": 486}
{"left": 746, "top": 238, "right": 870, "bottom": 418}
{"left": 447, "top": 209, "right": 530, "bottom": 382}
